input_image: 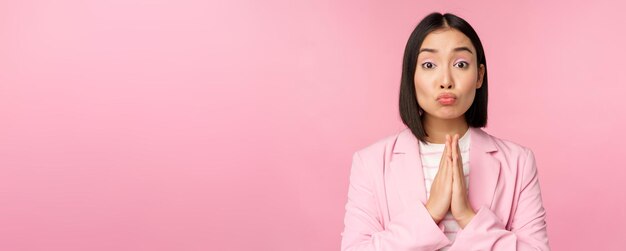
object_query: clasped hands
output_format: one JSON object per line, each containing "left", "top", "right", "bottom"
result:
{"left": 425, "top": 134, "right": 476, "bottom": 229}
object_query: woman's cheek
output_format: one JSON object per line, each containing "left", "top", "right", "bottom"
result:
{"left": 463, "top": 92, "right": 476, "bottom": 109}
{"left": 415, "top": 92, "right": 431, "bottom": 110}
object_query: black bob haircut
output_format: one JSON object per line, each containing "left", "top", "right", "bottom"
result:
{"left": 399, "top": 12, "right": 488, "bottom": 144}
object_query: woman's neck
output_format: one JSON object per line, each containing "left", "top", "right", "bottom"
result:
{"left": 422, "top": 115, "right": 469, "bottom": 144}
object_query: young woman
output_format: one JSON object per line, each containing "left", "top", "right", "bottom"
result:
{"left": 340, "top": 12, "right": 550, "bottom": 250}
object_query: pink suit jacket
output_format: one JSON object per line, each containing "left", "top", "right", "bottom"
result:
{"left": 341, "top": 127, "right": 550, "bottom": 250}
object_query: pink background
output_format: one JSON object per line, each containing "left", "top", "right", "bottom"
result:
{"left": 1, "top": 0, "right": 625, "bottom": 250}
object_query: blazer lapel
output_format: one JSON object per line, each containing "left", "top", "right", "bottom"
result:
{"left": 468, "top": 127, "right": 501, "bottom": 212}
{"left": 389, "top": 127, "right": 500, "bottom": 213}
{"left": 390, "top": 129, "right": 428, "bottom": 208}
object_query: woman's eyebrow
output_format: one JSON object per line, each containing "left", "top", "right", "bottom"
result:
{"left": 418, "top": 46, "right": 474, "bottom": 55}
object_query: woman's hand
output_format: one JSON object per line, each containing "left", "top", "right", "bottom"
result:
{"left": 425, "top": 135, "right": 453, "bottom": 224}
{"left": 449, "top": 133, "right": 476, "bottom": 228}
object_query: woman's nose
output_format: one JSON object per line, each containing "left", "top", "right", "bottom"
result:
{"left": 440, "top": 83, "right": 453, "bottom": 89}
{"left": 440, "top": 69, "right": 454, "bottom": 89}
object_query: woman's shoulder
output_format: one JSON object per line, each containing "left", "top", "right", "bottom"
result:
{"left": 482, "top": 129, "right": 534, "bottom": 156}
{"left": 352, "top": 128, "right": 409, "bottom": 161}
{"left": 353, "top": 127, "right": 535, "bottom": 158}
{"left": 351, "top": 127, "right": 539, "bottom": 175}
{"left": 481, "top": 129, "right": 539, "bottom": 172}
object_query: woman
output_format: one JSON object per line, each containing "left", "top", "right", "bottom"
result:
{"left": 340, "top": 12, "right": 550, "bottom": 250}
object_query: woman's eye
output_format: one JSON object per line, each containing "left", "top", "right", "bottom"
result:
{"left": 454, "top": 61, "right": 469, "bottom": 68}
{"left": 422, "top": 62, "right": 435, "bottom": 69}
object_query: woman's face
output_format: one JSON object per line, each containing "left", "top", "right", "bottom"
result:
{"left": 414, "top": 28, "right": 485, "bottom": 120}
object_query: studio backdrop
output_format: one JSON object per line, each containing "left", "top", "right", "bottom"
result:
{"left": 0, "top": 0, "right": 625, "bottom": 250}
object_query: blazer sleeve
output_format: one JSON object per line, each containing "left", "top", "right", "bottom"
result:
{"left": 449, "top": 148, "right": 551, "bottom": 250}
{"left": 340, "top": 152, "right": 452, "bottom": 251}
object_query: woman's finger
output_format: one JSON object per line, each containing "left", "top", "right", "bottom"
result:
{"left": 439, "top": 134, "right": 450, "bottom": 166}
{"left": 446, "top": 134, "right": 452, "bottom": 158}
{"left": 445, "top": 155, "right": 452, "bottom": 187}
{"left": 443, "top": 134, "right": 452, "bottom": 182}
{"left": 452, "top": 134, "right": 458, "bottom": 161}
{"left": 451, "top": 134, "right": 458, "bottom": 178}
{"left": 454, "top": 134, "right": 464, "bottom": 187}
{"left": 455, "top": 134, "right": 468, "bottom": 193}
{"left": 456, "top": 134, "right": 462, "bottom": 163}
{"left": 457, "top": 134, "right": 466, "bottom": 186}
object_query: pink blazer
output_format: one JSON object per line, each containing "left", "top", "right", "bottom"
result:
{"left": 340, "top": 127, "right": 550, "bottom": 250}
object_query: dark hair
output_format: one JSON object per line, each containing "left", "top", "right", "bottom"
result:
{"left": 399, "top": 12, "right": 488, "bottom": 144}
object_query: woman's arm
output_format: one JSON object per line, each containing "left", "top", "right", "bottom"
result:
{"left": 340, "top": 152, "right": 451, "bottom": 251}
{"left": 448, "top": 148, "right": 551, "bottom": 250}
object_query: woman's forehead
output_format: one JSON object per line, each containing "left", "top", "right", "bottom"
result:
{"left": 420, "top": 29, "right": 475, "bottom": 54}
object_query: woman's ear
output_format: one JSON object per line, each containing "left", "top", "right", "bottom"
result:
{"left": 476, "top": 64, "right": 485, "bottom": 89}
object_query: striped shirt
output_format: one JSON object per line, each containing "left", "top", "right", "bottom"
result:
{"left": 418, "top": 129, "right": 470, "bottom": 250}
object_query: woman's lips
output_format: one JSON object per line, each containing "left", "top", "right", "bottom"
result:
{"left": 436, "top": 93, "right": 457, "bottom": 105}
{"left": 437, "top": 97, "right": 456, "bottom": 105}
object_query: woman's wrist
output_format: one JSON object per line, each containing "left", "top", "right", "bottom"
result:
{"left": 456, "top": 211, "right": 476, "bottom": 229}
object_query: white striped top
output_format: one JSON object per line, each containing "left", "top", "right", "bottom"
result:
{"left": 418, "top": 129, "right": 470, "bottom": 250}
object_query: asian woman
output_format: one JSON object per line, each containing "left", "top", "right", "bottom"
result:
{"left": 340, "top": 12, "right": 550, "bottom": 251}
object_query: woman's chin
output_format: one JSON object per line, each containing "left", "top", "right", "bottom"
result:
{"left": 429, "top": 111, "right": 463, "bottom": 120}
